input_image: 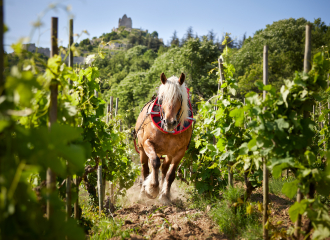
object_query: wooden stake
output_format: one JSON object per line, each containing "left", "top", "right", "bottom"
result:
{"left": 94, "top": 90, "right": 103, "bottom": 216}
{"left": 218, "top": 57, "right": 225, "bottom": 95}
{"left": 97, "top": 161, "right": 103, "bottom": 216}
{"left": 109, "top": 96, "right": 114, "bottom": 204}
{"left": 68, "top": 19, "right": 73, "bottom": 68}
{"left": 115, "top": 98, "right": 119, "bottom": 116}
{"left": 66, "top": 170, "right": 71, "bottom": 219}
{"left": 66, "top": 18, "right": 73, "bottom": 220}
{"left": 106, "top": 103, "right": 110, "bottom": 124}
{"left": 110, "top": 96, "right": 113, "bottom": 120}
{"left": 304, "top": 24, "right": 312, "bottom": 74}
{"left": 47, "top": 17, "right": 58, "bottom": 220}
{"left": 328, "top": 74, "right": 330, "bottom": 130}
{"left": 68, "top": 19, "right": 73, "bottom": 85}
{"left": 295, "top": 24, "right": 312, "bottom": 239}
{"left": 74, "top": 177, "right": 80, "bottom": 219}
{"left": 0, "top": 0, "right": 4, "bottom": 93}
{"left": 263, "top": 45, "right": 269, "bottom": 240}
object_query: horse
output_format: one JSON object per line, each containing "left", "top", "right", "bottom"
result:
{"left": 134, "top": 72, "right": 193, "bottom": 204}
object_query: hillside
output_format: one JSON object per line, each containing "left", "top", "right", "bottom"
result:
{"left": 88, "top": 17, "right": 330, "bottom": 127}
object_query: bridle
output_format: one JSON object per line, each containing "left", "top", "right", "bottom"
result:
{"left": 159, "top": 95, "right": 183, "bottom": 132}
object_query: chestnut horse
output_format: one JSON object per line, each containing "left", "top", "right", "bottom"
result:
{"left": 135, "top": 73, "right": 193, "bottom": 204}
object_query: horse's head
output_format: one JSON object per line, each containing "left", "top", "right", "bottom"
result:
{"left": 158, "top": 72, "right": 187, "bottom": 132}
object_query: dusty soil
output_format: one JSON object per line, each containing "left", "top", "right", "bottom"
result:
{"left": 111, "top": 202, "right": 227, "bottom": 240}
{"left": 111, "top": 181, "right": 227, "bottom": 240}
{"left": 109, "top": 180, "right": 308, "bottom": 239}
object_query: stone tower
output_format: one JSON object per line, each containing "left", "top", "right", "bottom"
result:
{"left": 118, "top": 14, "right": 132, "bottom": 29}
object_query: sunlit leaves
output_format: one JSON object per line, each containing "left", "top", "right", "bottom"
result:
{"left": 229, "top": 108, "right": 244, "bottom": 127}
{"left": 281, "top": 180, "right": 299, "bottom": 199}
{"left": 289, "top": 199, "right": 310, "bottom": 222}
{"left": 5, "top": 67, "right": 40, "bottom": 108}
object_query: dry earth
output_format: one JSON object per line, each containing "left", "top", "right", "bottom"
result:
{"left": 111, "top": 181, "right": 227, "bottom": 240}
{"left": 107, "top": 180, "right": 311, "bottom": 239}
{"left": 111, "top": 202, "right": 227, "bottom": 240}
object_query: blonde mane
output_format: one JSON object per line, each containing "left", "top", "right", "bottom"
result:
{"left": 157, "top": 76, "right": 189, "bottom": 129}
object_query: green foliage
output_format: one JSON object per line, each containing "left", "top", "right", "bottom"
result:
{"left": 210, "top": 187, "right": 262, "bottom": 239}
{"left": 269, "top": 176, "right": 296, "bottom": 198}
{"left": 231, "top": 18, "right": 330, "bottom": 97}
{"left": 89, "top": 218, "right": 133, "bottom": 239}
{"left": 0, "top": 52, "right": 86, "bottom": 239}
{"left": 79, "top": 38, "right": 91, "bottom": 47}
{"left": 1, "top": 28, "right": 139, "bottom": 238}
{"left": 100, "top": 37, "right": 220, "bottom": 126}
{"left": 189, "top": 38, "right": 330, "bottom": 238}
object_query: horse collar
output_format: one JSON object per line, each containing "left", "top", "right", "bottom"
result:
{"left": 149, "top": 88, "right": 195, "bottom": 135}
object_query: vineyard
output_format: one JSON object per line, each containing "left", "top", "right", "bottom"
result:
{"left": 2, "top": 4, "right": 330, "bottom": 240}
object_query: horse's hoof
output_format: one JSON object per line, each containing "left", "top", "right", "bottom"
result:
{"left": 142, "top": 175, "right": 160, "bottom": 199}
{"left": 142, "top": 183, "right": 159, "bottom": 199}
{"left": 139, "top": 190, "right": 148, "bottom": 201}
{"left": 159, "top": 194, "right": 171, "bottom": 205}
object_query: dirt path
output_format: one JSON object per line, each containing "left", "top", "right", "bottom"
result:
{"left": 112, "top": 181, "right": 227, "bottom": 240}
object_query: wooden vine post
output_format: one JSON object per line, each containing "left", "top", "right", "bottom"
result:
{"left": 47, "top": 17, "right": 58, "bottom": 220}
{"left": 218, "top": 57, "right": 233, "bottom": 187}
{"left": 66, "top": 18, "right": 73, "bottom": 219}
{"left": 295, "top": 24, "right": 312, "bottom": 239}
{"left": 68, "top": 18, "right": 73, "bottom": 85}
{"left": 263, "top": 45, "right": 269, "bottom": 240}
{"left": 109, "top": 96, "right": 114, "bottom": 205}
{"left": 95, "top": 90, "right": 103, "bottom": 216}
{"left": 0, "top": 0, "right": 3, "bottom": 94}
{"left": 328, "top": 74, "right": 330, "bottom": 134}
{"left": 113, "top": 97, "right": 119, "bottom": 204}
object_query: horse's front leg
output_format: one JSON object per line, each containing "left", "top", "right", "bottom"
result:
{"left": 160, "top": 155, "right": 172, "bottom": 189}
{"left": 159, "top": 150, "right": 185, "bottom": 205}
{"left": 141, "top": 139, "right": 161, "bottom": 199}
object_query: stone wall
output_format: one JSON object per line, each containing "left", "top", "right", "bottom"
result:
{"left": 23, "top": 43, "right": 85, "bottom": 64}
{"left": 118, "top": 14, "right": 132, "bottom": 29}
{"left": 23, "top": 43, "right": 50, "bottom": 57}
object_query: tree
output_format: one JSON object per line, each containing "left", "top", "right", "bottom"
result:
{"left": 146, "top": 37, "right": 220, "bottom": 102}
{"left": 231, "top": 18, "right": 330, "bottom": 97}
{"left": 208, "top": 29, "right": 216, "bottom": 42}
{"left": 170, "top": 30, "right": 179, "bottom": 47}
{"left": 151, "top": 31, "right": 158, "bottom": 38}
{"left": 79, "top": 38, "right": 90, "bottom": 47}
{"left": 236, "top": 32, "right": 246, "bottom": 49}
{"left": 181, "top": 26, "right": 194, "bottom": 45}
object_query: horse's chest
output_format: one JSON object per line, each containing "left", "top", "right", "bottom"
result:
{"left": 148, "top": 127, "right": 191, "bottom": 156}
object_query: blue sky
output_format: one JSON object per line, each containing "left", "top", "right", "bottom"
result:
{"left": 4, "top": 0, "right": 330, "bottom": 52}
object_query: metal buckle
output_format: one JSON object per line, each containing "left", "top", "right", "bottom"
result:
{"left": 163, "top": 130, "right": 175, "bottom": 134}
{"left": 187, "top": 117, "right": 196, "bottom": 122}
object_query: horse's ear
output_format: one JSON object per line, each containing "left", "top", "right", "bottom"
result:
{"left": 160, "top": 72, "right": 167, "bottom": 85}
{"left": 178, "top": 73, "right": 185, "bottom": 85}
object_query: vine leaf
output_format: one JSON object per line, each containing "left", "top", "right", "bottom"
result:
{"left": 282, "top": 180, "right": 299, "bottom": 199}
{"left": 289, "top": 200, "right": 308, "bottom": 222}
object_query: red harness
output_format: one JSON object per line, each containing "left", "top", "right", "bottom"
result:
{"left": 133, "top": 88, "right": 195, "bottom": 156}
{"left": 150, "top": 88, "right": 194, "bottom": 135}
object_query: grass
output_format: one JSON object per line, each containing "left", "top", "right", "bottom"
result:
{"left": 89, "top": 218, "right": 133, "bottom": 240}
{"left": 178, "top": 181, "right": 263, "bottom": 239}
{"left": 269, "top": 176, "right": 295, "bottom": 198}
{"left": 77, "top": 184, "right": 137, "bottom": 240}
{"left": 209, "top": 187, "right": 262, "bottom": 239}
